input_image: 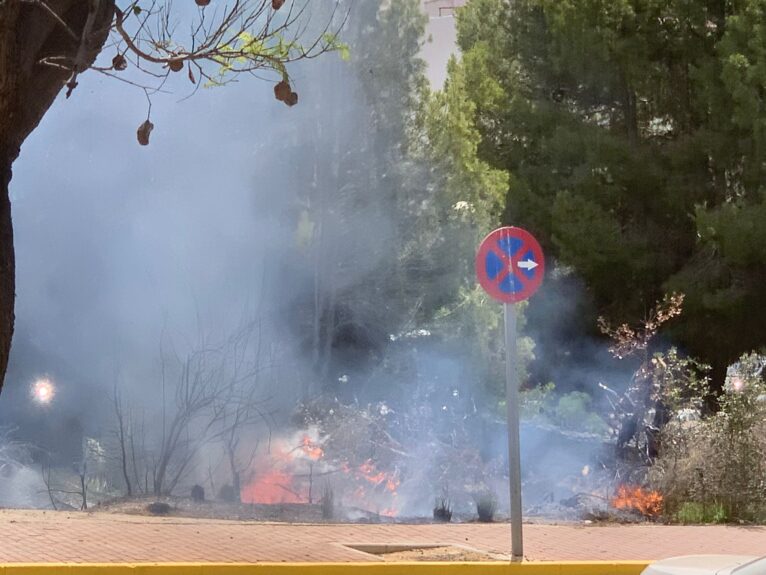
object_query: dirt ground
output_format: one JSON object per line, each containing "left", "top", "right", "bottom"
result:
{"left": 378, "top": 546, "right": 500, "bottom": 562}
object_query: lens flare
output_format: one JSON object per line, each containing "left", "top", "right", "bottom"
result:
{"left": 31, "top": 377, "right": 55, "bottom": 405}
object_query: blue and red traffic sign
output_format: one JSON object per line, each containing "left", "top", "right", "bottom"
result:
{"left": 475, "top": 227, "right": 544, "bottom": 303}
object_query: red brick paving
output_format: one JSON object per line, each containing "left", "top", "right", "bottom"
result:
{"left": 0, "top": 510, "right": 763, "bottom": 563}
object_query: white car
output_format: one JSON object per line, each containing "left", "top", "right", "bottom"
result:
{"left": 643, "top": 555, "right": 766, "bottom": 575}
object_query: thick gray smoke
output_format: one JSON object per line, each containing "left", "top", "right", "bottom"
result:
{"left": 0, "top": 2, "right": 621, "bottom": 516}
{"left": 1, "top": 29, "right": 309, "bottom": 503}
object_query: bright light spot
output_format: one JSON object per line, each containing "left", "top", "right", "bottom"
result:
{"left": 31, "top": 378, "right": 55, "bottom": 405}
{"left": 731, "top": 376, "right": 745, "bottom": 392}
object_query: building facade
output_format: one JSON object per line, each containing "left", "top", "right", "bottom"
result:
{"left": 420, "top": 0, "right": 467, "bottom": 87}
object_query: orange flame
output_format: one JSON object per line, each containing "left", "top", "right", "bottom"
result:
{"left": 301, "top": 435, "right": 324, "bottom": 460}
{"left": 356, "top": 459, "right": 400, "bottom": 493}
{"left": 611, "top": 485, "right": 663, "bottom": 517}
{"left": 337, "top": 459, "right": 401, "bottom": 516}
{"left": 241, "top": 468, "right": 303, "bottom": 504}
{"left": 241, "top": 436, "right": 400, "bottom": 516}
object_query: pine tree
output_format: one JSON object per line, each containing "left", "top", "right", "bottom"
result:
{"left": 451, "top": 0, "right": 766, "bottom": 385}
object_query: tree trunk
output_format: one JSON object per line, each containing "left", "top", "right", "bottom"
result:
{"left": 227, "top": 443, "right": 242, "bottom": 502}
{"left": 0, "top": 0, "right": 115, "bottom": 393}
{"left": 623, "top": 85, "right": 639, "bottom": 146}
{"left": 0, "top": 161, "right": 14, "bottom": 391}
{"left": 0, "top": 1, "right": 21, "bottom": 396}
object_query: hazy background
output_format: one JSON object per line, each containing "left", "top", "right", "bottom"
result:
{"left": 0, "top": 0, "right": 618, "bottom": 515}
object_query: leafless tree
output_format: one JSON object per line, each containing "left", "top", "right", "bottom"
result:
{"left": 216, "top": 320, "right": 277, "bottom": 500}
{"left": 109, "top": 315, "right": 279, "bottom": 499}
{"left": 40, "top": 460, "right": 59, "bottom": 510}
{"left": 113, "top": 385, "right": 133, "bottom": 497}
{"left": 39, "top": 454, "right": 88, "bottom": 510}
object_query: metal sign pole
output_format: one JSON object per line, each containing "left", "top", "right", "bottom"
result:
{"left": 504, "top": 302, "right": 523, "bottom": 561}
{"left": 477, "top": 226, "right": 541, "bottom": 563}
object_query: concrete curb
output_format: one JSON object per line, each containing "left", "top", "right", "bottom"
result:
{"left": 0, "top": 562, "right": 651, "bottom": 574}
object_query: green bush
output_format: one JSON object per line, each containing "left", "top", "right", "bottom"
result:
{"left": 519, "top": 384, "right": 609, "bottom": 434}
{"left": 675, "top": 501, "right": 728, "bottom": 524}
{"left": 554, "top": 392, "right": 609, "bottom": 434}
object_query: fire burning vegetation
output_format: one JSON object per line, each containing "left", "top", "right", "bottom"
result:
{"left": 240, "top": 431, "right": 400, "bottom": 517}
{"left": 611, "top": 485, "right": 663, "bottom": 518}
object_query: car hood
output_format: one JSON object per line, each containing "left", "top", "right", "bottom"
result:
{"left": 643, "top": 555, "right": 759, "bottom": 575}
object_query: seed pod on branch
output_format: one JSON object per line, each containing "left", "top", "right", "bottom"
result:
{"left": 285, "top": 92, "right": 298, "bottom": 107}
{"left": 274, "top": 80, "right": 291, "bottom": 102}
{"left": 168, "top": 59, "right": 184, "bottom": 72}
{"left": 195, "top": 0, "right": 211, "bottom": 5}
{"left": 112, "top": 54, "right": 128, "bottom": 71}
{"left": 137, "top": 120, "right": 154, "bottom": 146}
{"left": 272, "top": 0, "right": 285, "bottom": 10}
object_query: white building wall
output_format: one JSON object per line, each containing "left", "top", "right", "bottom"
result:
{"left": 420, "top": 0, "right": 467, "bottom": 88}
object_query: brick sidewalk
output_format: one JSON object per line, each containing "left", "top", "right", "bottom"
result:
{"left": 0, "top": 510, "right": 763, "bottom": 563}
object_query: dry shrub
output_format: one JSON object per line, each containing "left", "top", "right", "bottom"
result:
{"left": 651, "top": 353, "right": 766, "bottom": 522}
{"left": 146, "top": 501, "right": 171, "bottom": 515}
{"left": 191, "top": 484, "right": 205, "bottom": 502}
{"left": 475, "top": 492, "right": 496, "bottom": 522}
{"left": 433, "top": 498, "right": 452, "bottom": 522}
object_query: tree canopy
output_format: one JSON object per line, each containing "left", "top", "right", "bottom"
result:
{"left": 450, "top": 0, "right": 766, "bottom": 384}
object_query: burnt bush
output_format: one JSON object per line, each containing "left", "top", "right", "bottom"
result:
{"left": 191, "top": 484, "right": 205, "bottom": 502}
{"left": 475, "top": 493, "right": 496, "bottom": 523}
{"left": 146, "top": 501, "right": 171, "bottom": 515}
{"left": 433, "top": 498, "right": 452, "bottom": 522}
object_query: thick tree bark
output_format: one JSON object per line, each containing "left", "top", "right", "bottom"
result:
{"left": 0, "top": 0, "right": 115, "bottom": 394}
{"left": 0, "top": 161, "right": 14, "bottom": 392}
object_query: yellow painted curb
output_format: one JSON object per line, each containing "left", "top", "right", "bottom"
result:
{"left": 0, "top": 561, "right": 650, "bottom": 575}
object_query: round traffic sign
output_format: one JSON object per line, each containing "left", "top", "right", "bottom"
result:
{"left": 475, "top": 227, "right": 545, "bottom": 303}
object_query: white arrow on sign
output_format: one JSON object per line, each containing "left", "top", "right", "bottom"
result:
{"left": 517, "top": 259, "right": 538, "bottom": 270}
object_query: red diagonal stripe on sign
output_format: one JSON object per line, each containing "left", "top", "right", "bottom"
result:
{"left": 488, "top": 238, "right": 533, "bottom": 288}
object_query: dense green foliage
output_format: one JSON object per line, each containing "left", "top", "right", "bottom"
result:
{"left": 451, "top": 0, "right": 766, "bottom": 384}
